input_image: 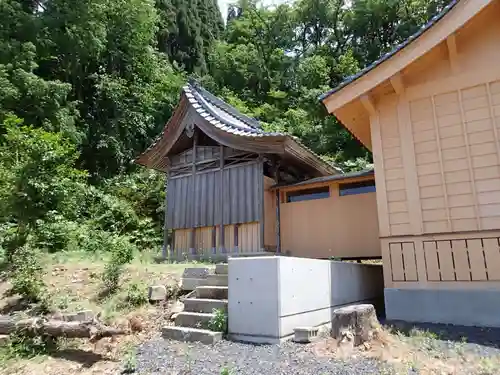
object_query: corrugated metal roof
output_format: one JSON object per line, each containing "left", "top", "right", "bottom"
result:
{"left": 274, "top": 168, "right": 374, "bottom": 189}
{"left": 318, "top": 0, "right": 459, "bottom": 101}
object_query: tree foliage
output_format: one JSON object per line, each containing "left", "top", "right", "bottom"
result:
{"left": 0, "top": 0, "right": 451, "bottom": 261}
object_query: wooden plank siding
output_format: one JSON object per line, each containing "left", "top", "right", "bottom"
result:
{"left": 279, "top": 178, "right": 380, "bottom": 259}
{"left": 364, "top": 3, "right": 500, "bottom": 289}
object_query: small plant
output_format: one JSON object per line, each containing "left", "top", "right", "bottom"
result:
{"left": 124, "top": 282, "right": 148, "bottom": 307}
{"left": 220, "top": 367, "right": 231, "bottom": 375}
{"left": 208, "top": 308, "right": 227, "bottom": 334}
{"left": 122, "top": 345, "right": 137, "bottom": 373}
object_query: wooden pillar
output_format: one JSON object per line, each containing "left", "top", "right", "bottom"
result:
{"left": 259, "top": 156, "right": 265, "bottom": 252}
{"left": 189, "top": 130, "right": 198, "bottom": 256}
{"left": 234, "top": 224, "right": 239, "bottom": 253}
{"left": 275, "top": 162, "right": 281, "bottom": 254}
{"left": 162, "top": 175, "right": 170, "bottom": 259}
{"left": 219, "top": 145, "right": 225, "bottom": 254}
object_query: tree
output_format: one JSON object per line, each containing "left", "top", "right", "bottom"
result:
{"left": 156, "top": 0, "right": 223, "bottom": 74}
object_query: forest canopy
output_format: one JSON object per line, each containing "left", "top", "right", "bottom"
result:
{"left": 0, "top": 0, "right": 452, "bottom": 259}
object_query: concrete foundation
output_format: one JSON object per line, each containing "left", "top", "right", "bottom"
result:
{"left": 227, "top": 256, "right": 383, "bottom": 344}
{"left": 385, "top": 288, "right": 500, "bottom": 327}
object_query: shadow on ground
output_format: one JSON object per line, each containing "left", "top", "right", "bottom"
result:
{"left": 384, "top": 319, "right": 500, "bottom": 349}
{"left": 50, "top": 348, "right": 113, "bottom": 368}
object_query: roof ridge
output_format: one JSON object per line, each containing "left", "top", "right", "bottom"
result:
{"left": 187, "top": 79, "right": 262, "bottom": 129}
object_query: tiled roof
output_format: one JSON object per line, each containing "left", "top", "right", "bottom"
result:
{"left": 186, "top": 81, "right": 342, "bottom": 173}
{"left": 318, "top": 0, "right": 459, "bottom": 101}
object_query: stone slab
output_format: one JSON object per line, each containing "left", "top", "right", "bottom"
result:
{"left": 215, "top": 264, "right": 228, "bottom": 275}
{"left": 162, "top": 326, "right": 222, "bottom": 344}
{"left": 175, "top": 312, "right": 215, "bottom": 329}
{"left": 182, "top": 267, "right": 210, "bottom": 279}
{"left": 180, "top": 278, "right": 209, "bottom": 291}
{"left": 184, "top": 298, "right": 228, "bottom": 313}
{"left": 196, "top": 286, "right": 228, "bottom": 299}
{"left": 205, "top": 274, "right": 228, "bottom": 287}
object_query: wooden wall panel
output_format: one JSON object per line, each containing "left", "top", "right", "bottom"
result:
{"left": 279, "top": 180, "right": 380, "bottom": 258}
{"left": 239, "top": 222, "right": 260, "bottom": 253}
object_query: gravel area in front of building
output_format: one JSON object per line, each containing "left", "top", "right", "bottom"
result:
{"left": 134, "top": 339, "right": 385, "bottom": 375}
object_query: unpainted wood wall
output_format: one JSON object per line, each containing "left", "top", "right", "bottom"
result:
{"left": 367, "top": 3, "right": 500, "bottom": 289}
{"left": 172, "top": 222, "right": 260, "bottom": 259}
{"left": 279, "top": 178, "right": 380, "bottom": 258}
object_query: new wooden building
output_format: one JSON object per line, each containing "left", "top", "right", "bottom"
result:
{"left": 321, "top": 0, "right": 500, "bottom": 326}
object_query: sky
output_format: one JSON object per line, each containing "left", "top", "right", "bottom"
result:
{"left": 217, "top": 0, "right": 290, "bottom": 21}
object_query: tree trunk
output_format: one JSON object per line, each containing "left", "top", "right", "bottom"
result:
{"left": 331, "top": 304, "right": 379, "bottom": 346}
{"left": 0, "top": 316, "right": 128, "bottom": 343}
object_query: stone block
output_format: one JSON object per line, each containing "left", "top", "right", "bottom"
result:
{"left": 162, "top": 326, "right": 222, "bottom": 344}
{"left": 182, "top": 267, "right": 209, "bottom": 279}
{"left": 148, "top": 285, "right": 167, "bottom": 301}
{"left": 293, "top": 327, "right": 319, "bottom": 343}
{"left": 63, "top": 310, "right": 94, "bottom": 322}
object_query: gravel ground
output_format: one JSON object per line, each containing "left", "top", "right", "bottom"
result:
{"left": 134, "top": 339, "right": 385, "bottom": 375}
{"left": 131, "top": 323, "right": 500, "bottom": 375}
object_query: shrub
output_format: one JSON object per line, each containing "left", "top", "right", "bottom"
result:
{"left": 10, "top": 244, "right": 47, "bottom": 303}
{"left": 124, "top": 282, "right": 148, "bottom": 307}
{"left": 101, "top": 236, "right": 136, "bottom": 293}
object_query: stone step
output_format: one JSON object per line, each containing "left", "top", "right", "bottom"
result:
{"left": 162, "top": 326, "right": 222, "bottom": 344}
{"left": 184, "top": 298, "right": 228, "bottom": 313}
{"left": 206, "top": 274, "right": 228, "bottom": 287}
{"left": 215, "top": 264, "right": 228, "bottom": 275}
{"left": 175, "top": 312, "right": 214, "bottom": 329}
{"left": 196, "top": 286, "right": 228, "bottom": 300}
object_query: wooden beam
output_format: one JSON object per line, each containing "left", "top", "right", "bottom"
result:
{"left": 360, "top": 94, "right": 376, "bottom": 116}
{"left": 218, "top": 144, "right": 225, "bottom": 254}
{"left": 446, "top": 34, "right": 459, "bottom": 74}
{"left": 390, "top": 73, "right": 405, "bottom": 95}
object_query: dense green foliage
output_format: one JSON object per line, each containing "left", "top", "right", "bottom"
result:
{"left": 0, "top": 0, "right": 451, "bottom": 267}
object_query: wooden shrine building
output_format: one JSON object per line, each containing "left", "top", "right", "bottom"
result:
{"left": 135, "top": 81, "right": 340, "bottom": 259}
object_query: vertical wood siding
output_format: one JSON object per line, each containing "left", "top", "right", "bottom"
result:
{"left": 263, "top": 176, "right": 277, "bottom": 250}
{"left": 167, "top": 161, "right": 262, "bottom": 229}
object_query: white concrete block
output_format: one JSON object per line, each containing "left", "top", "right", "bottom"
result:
{"left": 293, "top": 327, "right": 319, "bottom": 343}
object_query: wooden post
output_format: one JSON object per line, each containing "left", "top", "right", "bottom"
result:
{"left": 259, "top": 156, "right": 265, "bottom": 252}
{"left": 162, "top": 175, "right": 169, "bottom": 259}
{"left": 234, "top": 224, "right": 239, "bottom": 253}
{"left": 275, "top": 162, "right": 281, "bottom": 254}
{"left": 189, "top": 130, "right": 198, "bottom": 256}
{"left": 219, "top": 145, "right": 225, "bottom": 254}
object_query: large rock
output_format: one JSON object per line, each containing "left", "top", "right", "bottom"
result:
{"left": 148, "top": 285, "right": 167, "bottom": 301}
{"left": 331, "top": 304, "right": 380, "bottom": 347}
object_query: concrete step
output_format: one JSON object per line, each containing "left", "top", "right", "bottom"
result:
{"left": 184, "top": 298, "right": 228, "bottom": 313}
{"left": 215, "top": 264, "right": 228, "bottom": 275}
{"left": 206, "top": 274, "right": 228, "bottom": 287}
{"left": 175, "top": 312, "right": 214, "bottom": 329}
{"left": 162, "top": 326, "right": 222, "bottom": 344}
{"left": 196, "top": 286, "right": 228, "bottom": 299}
